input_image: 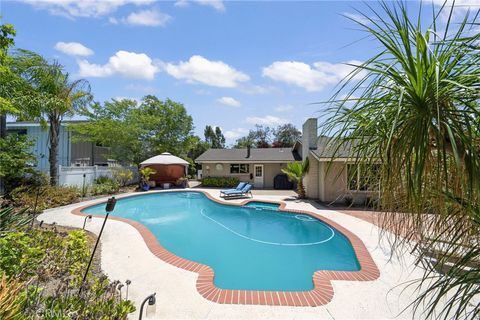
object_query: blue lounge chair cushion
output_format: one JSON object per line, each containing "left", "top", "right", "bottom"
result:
{"left": 222, "top": 183, "right": 252, "bottom": 195}
{"left": 220, "top": 182, "right": 247, "bottom": 194}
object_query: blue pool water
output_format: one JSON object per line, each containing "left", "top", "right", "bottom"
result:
{"left": 243, "top": 201, "right": 280, "bottom": 211}
{"left": 82, "top": 192, "right": 360, "bottom": 291}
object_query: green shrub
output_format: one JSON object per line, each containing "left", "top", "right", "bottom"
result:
{"left": 112, "top": 168, "right": 134, "bottom": 187}
{"left": 201, "top": 176, "right": 240, "bottom": 188}
{"left": 11, "top": 185, "right": 80, "bottom": 211}
{"left": 94, "top": 175, "right": 115, "bottom": 185}
{"left": 0, "top": 228, "right": 135, "bottom": 319}
{"left": 91, "top": 177, "right": 120, "bottom": 196}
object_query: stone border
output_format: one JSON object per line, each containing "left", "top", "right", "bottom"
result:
{"left": 72, "top": 190, "right": 379, "bottom": 307}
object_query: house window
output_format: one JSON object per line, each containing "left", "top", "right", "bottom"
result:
{"left": 230, "top": 164, "right": 249, "bottom": 174}
{"left": 347, "top": 164, "right": 380, "bottom": 191}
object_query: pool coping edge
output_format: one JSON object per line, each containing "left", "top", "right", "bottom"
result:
{"left": 71, "top": 190, "right": 380, "bottom": 307}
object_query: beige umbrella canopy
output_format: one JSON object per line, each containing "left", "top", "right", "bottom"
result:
{"left": 140, "top": 152, "right": 189, "bottom": 166}
{"left": 140, "top": 152, "right": 189, "bottom": 185}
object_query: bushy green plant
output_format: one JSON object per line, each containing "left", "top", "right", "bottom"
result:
{"left": 139, "top": 167, "right": 156, "bottom": 184}
{"left": 201, "top": 176, "right": 240, "bottom": 188}
{"left": 11, "top": 185, "right": 80, "bottom": 211}
{"left": 112, "top": 168, "right": 134, "bottom": 187}
{"left": 91, "top": 176, "right": 120, "bottom": 196}
{"left": 0, "top": 227, "right": 135, "bottom": 318}
{"left": 0, "top": 134, "right": 37, "bottom": 192}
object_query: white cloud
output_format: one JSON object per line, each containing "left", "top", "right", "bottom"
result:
{"left": 239, "top": 84, "right": 275, "bottom": 95}
{"left": 432, "top": 0, "right": 480, "bottom": 23}
{"left": 224, "top": 128, "right": 248, "bottom": 139}
{"left": 21, "top": 0, "right": 155, "bottom": 18}
{"left": 54, "top": 42, "right": 94, "bottom": 56}
{"left": 217, "top": 96, "right": 241, "bottom": 107}
{"left": 122, "top": 9, "right": 172, "bottom": 26}
{"left": 174, "top": 0, "right": 225, "bottom": 11}
{"left": 164, "top": 55, "right": 249, "bottom": 88}
{"left": 262, "top": 60, "right": 363, "bottom": 92}
{"left": 246, "top": 115, "right": 287, "bottom": 126}
{"left": 274, "top": 105, "right": 294, "bottom": 112}
{"left": 342, "top": 12, "right": 371, "bottom": 25}
{"left": 78, "top": 50, "right": 159, "bottom": 80}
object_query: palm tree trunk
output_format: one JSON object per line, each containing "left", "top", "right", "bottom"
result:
{"left": 49, "top": 115, "right": 60, "bottom": 186}
{"left": 297, "top": 180, "right": 306, "bottom": 199}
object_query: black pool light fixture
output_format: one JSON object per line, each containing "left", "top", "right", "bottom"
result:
{"left": 139, "top": 293, "right": 156, "bottom": 320}
{"left": 79, "top": 197, "right": 116, "bottom": 294}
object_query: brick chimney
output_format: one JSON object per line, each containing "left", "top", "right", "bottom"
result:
{"left": 246, "top": 145, "right": 251, "bottom": 158}
{"left": 302, "top": 118, "right": 318, "bottom": 158}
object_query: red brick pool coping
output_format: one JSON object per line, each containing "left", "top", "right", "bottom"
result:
{"left": 72, "top": 190, "right": 380, "bottom": 307}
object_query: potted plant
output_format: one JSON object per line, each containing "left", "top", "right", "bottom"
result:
{"left": 139, "top": 167, "right": 156, "bottom": 191}
{"left": 176, "top": 176, "right": 189, "bottom": 188}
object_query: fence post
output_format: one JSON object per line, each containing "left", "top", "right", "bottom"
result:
{"left": 58, "top": 165, "right": 62, "bottom": 186}
{"left": 94, "top": 165, "right": 98, "bottom": 181}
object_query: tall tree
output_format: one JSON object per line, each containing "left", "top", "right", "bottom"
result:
{"left": 273, "top": 123, "right": 301, "bottom": 147}
{"left": 0, "top": 19, "right": 16, "bottom": 139}
{"left": 72, "top": 96, "right": 195, "bottom": 165}
{"left": 234, "top": 125, "right": 272, "bottom": 148}
{"left": 13, "top": 51, "right": 92, "bottom": 185}
{"left": 324, "top": 2, "right": 480, "bottom": 318}
{"left": 204, "top": 125, "right": 225, "bottom": 148}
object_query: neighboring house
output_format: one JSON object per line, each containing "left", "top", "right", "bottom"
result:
{"left": 6, "top": 121, "right": 113, "bottom": 173}
{"left": 196, "top": 118, "right": 379, "bottom": 204}
{"left": 300, "top": 118, "right": 379, "bottom": 204}
{"left": 195, "top": 147, "right": 301, "bottom": 189}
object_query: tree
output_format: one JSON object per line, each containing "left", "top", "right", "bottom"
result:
{"left": 233, "top": 136, "right": 255, "bottom": 149}
{"left": 0, "top": 134, "right": 36, "bottom": 192}
{"left": 324, "top": 2, "right": 480, "bottom": 319}
{"left": 72, "top": 96, "right": 195, "bottom": 165}
{"left": 234, "top": 125, "right": 272, "bottom": 148}
{"left": 272, "top": 123, "right": 301, "bottom": 147}
{"left": 204, "top": 125, "right": 225, "bottom": 148}
{"left": 0, "top": 19, "right": 16, "bottom": 138}
{"left": 12, "top": 51, "right": 92, "bottom": 185}
{"left": 281, "top": 158, "right": 309, "bottom": 198}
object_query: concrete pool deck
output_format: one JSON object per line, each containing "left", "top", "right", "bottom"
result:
{"left": 38, "top": 188, "right": 438, "bottom": 319}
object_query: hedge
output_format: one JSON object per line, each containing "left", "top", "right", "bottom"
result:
{"left": 201, "top": 176, "right": 240, "bottom": 188}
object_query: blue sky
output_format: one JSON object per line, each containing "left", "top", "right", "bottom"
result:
{"left": 0, "top": 0, "right": 470, "bottom": 145}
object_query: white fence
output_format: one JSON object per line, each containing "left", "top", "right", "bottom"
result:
{"left": 58, "top": 165, "right": 139, "bottom": 187}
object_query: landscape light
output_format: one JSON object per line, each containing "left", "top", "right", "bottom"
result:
{"left": 79, "top": 197, "right": 116, "bottom": 294}
{"left": 82, "top": 215, "right": 92, "bottom": 230}
{"left": 138, "top": 293, "right": 156, "bottom": 320}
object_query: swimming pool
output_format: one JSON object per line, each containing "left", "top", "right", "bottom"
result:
{"left": 81, "top": 191, "right": 361, "bottom": 292}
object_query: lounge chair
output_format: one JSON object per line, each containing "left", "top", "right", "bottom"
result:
{"left": 220, "top": 182, "right": 247, "bottom": 195}
{"left": 220, "top": 183, "right": 253, "bottom": 199}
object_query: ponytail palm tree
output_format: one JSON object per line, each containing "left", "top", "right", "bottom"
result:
{"left": 282, "top": 158, "right": 309, "bottom": 198}
{"left": 323, "top": 2, "right": 479, "bottom": 319}
{"left": 13, "top": 51, "right": 91, "bottom": 185}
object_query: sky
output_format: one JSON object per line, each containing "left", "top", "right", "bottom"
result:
{"left": 1, "top": 0, "right": 477, "bottom": 145}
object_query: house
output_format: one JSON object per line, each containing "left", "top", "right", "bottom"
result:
{"left": 196, "top": 118, "right": 378, "bottom": 204}
{"left": 6, "top": 121, "right": 114, "bottom": 173}
{"left": 195, "top": 147, "right": 301, "bottom": 189}
{"left": 299, "top": 118, "right": 378, "bottom": 204}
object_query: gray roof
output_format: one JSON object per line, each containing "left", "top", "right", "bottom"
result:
{"left": 310, "top": 136, "right": 354, "bottom": 159}
{"left": 196, "top": 148, "right": 301, "bottom": 163}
